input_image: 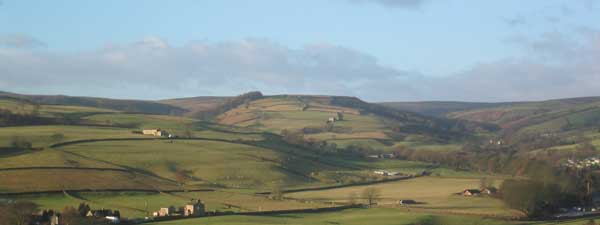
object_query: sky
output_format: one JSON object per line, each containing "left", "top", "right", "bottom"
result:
{"left": 0, "top": 0, "right": 599, "bottom": 102}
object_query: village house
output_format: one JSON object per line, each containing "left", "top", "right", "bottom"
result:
{"left": 86, "top": 209, "right": 120, "bottom": 224}
{"left": 50, "top": 214, "right": 60, "bottom": 225}
{"left": 153, "top": 199, "right": 205, "bottom": 218}
{"left": 157, "top": 206, "right": 176, "bottom": 217}
{"left": 183, "top": 199, "right": 205, "bottom": 216}
{"left": 327, "top": 117, "right": 336, "bottom": 123}
{"left": 373, "top": 170, "right": 400, "bottom": 176}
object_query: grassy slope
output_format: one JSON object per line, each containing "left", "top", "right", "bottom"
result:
{"left": 448, "top": 97, "right": 600, "bottom": 132}
{"left": 0, "top": 92, "right": 185, "bottom": 115}
{"left": 216, "top": 96, "right": 465, "bottom": 153}
{"left": 380, "top": 101, "right": 508, "bottom": 117}
{"left": 444, "top": 97, "right": 600, "bottom": 151}
{"left": 59, "top": 139, "right": 318, "bottom": 189}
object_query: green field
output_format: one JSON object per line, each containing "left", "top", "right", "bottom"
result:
{"left": 58, "top": 139, "right": 339, "bottom": 189}
{"left": 4, "top": 190, "right": 326, "bottom": 218}
{"left": 287, "top": 177, "right": 520, "bottom": 218}
{"left": 147, "top": 208, "right": 518, "bottom": 225}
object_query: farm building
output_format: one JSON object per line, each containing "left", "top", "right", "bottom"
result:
{"left": 154, "top": 200, "right": 205, "bottom": 218}
{"left": 398, "top": 199, "right": 417, "bottom": 205}
{"left": 327, "top": 117, "right": 336, "bottom": 123}
{"left": 142, "top": 128, "right": 168, "bottom": 137}
{"left": 157, "top": 206, "right": 176, "bottom": 217}
{"left": 482, "top": 187, "right": 497, "bottom": 195}
{"left": 462, "top": 189, "right": 482, "bottom": 196}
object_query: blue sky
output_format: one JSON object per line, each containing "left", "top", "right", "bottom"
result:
{"left": 0, "top": 0, "right": 599, "bottom": 101}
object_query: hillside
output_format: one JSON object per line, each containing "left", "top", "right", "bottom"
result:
{"left": 0, "top": 91, "right": 186, "bottom": 115}
{"left": 159, "top": 96, "right": 230, "bottom": 117}
{"left": 446, "top": 97, "right": 600, "bottom": 134}
{"left": 380, "top": 101, "right": 508, "bottom": 117}
{"left": 215, "top": 95, "right": 495, "bottom": 152}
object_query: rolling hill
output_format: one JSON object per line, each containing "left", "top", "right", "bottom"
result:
{"left": 0, "top": 91, "right": 186, "bottom": 115}
{"left": 380, "top": 101, "right": 508, "bottom": 117}
{"left": 214, "top": 94, "right": 494, "bottom": 152}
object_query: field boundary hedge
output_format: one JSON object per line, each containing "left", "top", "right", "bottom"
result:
{"left": 0, "top": 189, "right": 214, "bottom": 196}
{"left": 257, "top": 175, "right": 419, "bottom": 195}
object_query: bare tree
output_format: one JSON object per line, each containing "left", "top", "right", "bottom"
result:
{"left": 347, "top": 192, "right": 358, "bottom": 205}
{"left": 362, "top": 187, "right": 380, "bottom": 207}
{"left": 182, "top": 124, "right": 194, "bottom": 138}
{"left": 270, "top": 185, "right": 284, "bottom": 200}
{"left": 175, "top": 169, "right": 193, "bottom": 188}
{"left": 0, "top": 201, "right": 39, "bottom": 225}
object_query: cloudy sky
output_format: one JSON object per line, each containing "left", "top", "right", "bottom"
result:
{"left": 0, "top": 0, "right": 599, "bottom": 102}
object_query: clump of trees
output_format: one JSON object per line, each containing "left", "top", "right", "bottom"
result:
{"left": 10, "top": 136, "right": 32, "bottom": 149}
{"left": 0, "top": 201, "right": 39, "bottom": 225}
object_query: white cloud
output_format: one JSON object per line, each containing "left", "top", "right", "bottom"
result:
{"left": 0, "top": 34, "right": 46, "bottom": 49}
{"left": 347, "top": 0, "right": 427, "bottom": 9}
{"left": 1, "top": 30, "right": 599, "bottom": 102}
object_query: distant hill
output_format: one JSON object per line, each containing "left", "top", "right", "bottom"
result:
{"left": 159, "top": 96, "right": 230, "bottom": 117}
{"left": 380, "top": 101, "right": 509, "bottom": 117}
{"left": 446, "top": 97, "right": 600, "bottom": 135}
{"left": 0, "top": 91, "right": 186, "bottom": 115}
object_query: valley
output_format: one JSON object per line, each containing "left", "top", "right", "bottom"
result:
{"left": 1, "top": 91, "right": 600, "bottom": 225}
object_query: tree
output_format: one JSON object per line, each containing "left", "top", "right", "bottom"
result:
{"left": 479, "top": 177, "right": 495, "bottom": 190}
{"left": 270, "top": 185, "right": 284, "bottom": 200}
{"left": 337, "top": 112, "right": 344, "bottom": 121}
{"left": 51, "top": 132, "right": 65, "bottom": 143}
{"left": 10, "top": 136, "right": 32, "bottom": 149}
{"left": 77, "top": 203, "right": 91, "bottom": 217}
{"left": 347, "top": 192, "right": 358, "bottom": 205}
{"left": 0, "top": 201, "right": 39, "bottom": 225}
{"left": 362, "top": 187, "right": 380, "bottom": 207}
{"left": 182, "top": 124, "right": 194, "bottom": 138}
{"left": 499, "top": 179, "right": 561, "bottom": 217}
{"left": 175, "top": 169, "right": 192, "bottom": 187}
{"left": 60, "top": 206, "right": 89, "bottom": 225}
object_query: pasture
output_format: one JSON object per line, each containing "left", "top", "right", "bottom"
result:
{"left": 146, "top": 208, "right": 518, "bottom": 225}
{"left": 58, "top": 139, "right": 325, "bottom": 189}
{"left": 287, "top": 177, "right": 521, "bottom": 218}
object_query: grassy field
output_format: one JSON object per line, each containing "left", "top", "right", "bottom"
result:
{"left": 287, "top": 177, "right": 520, "bottom": 218}
{"left": 0, "top": 125, "right": 145, "bottom": 148}
{"left": 0, "top": 169, "right": 178, "bottom": 193}
{"left": 58, "top": 139, "right": 329, "bottom": 189}
{"left": 0, "top": 148, "right": 118, "bottom": 168}
{"left": 0, "top": 99, "right": 116, "bottom": 118}
{"left": 146, "top": 208, "right": 519, "bottom": 225}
